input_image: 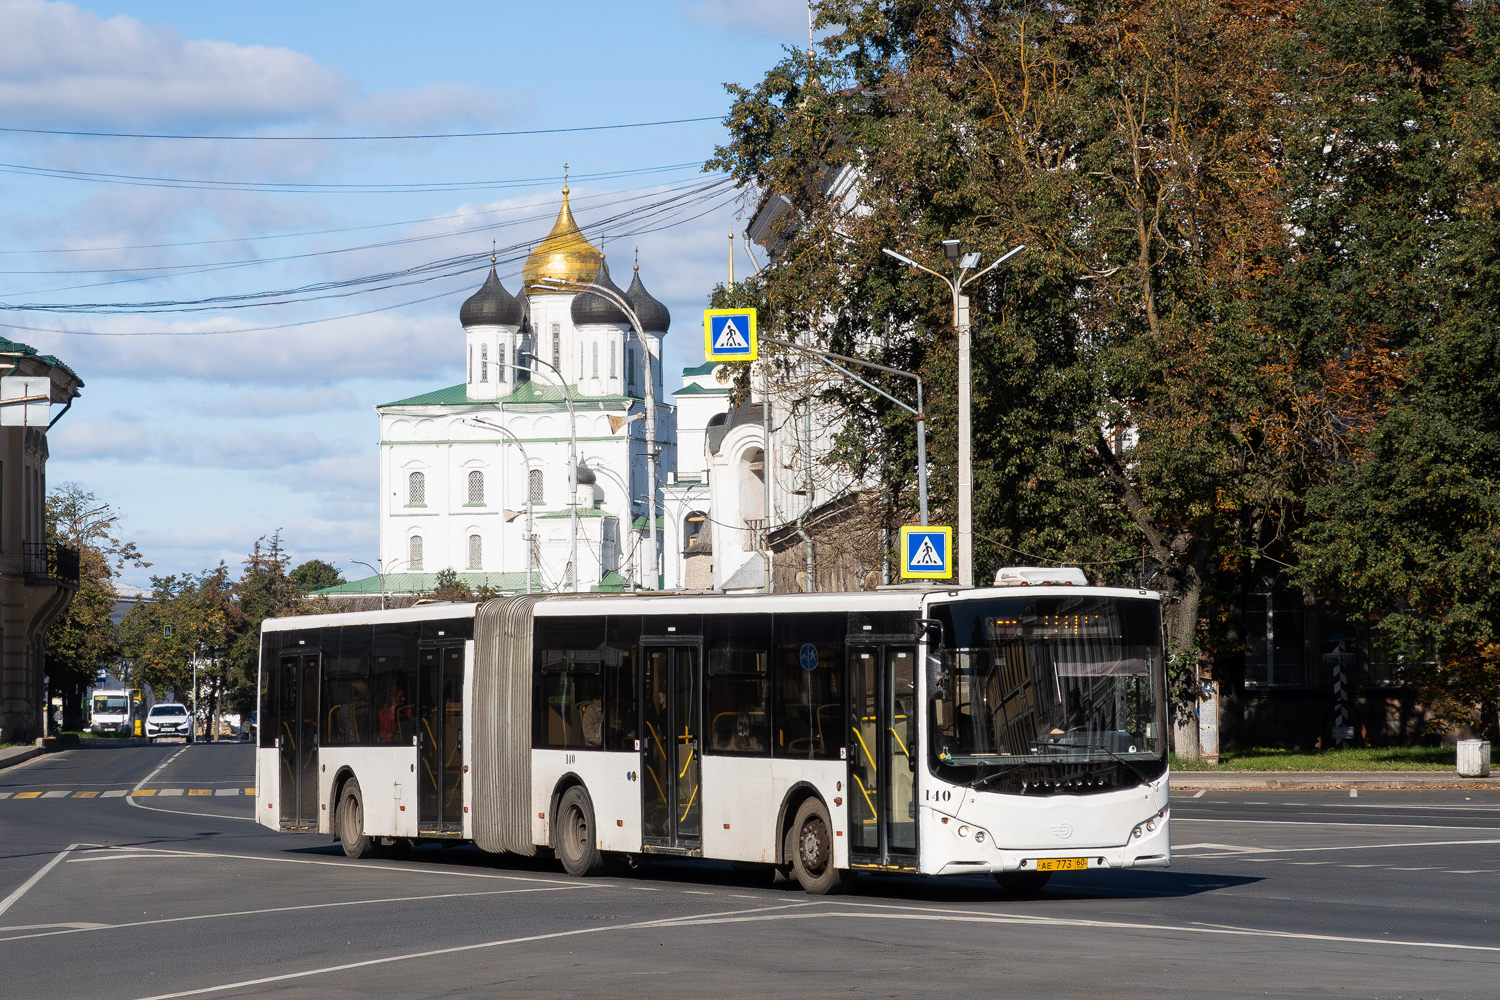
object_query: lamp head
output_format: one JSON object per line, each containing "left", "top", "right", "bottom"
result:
{"left": 942, "top": 239, "right": 962, "bottom": 263}
{"left": 960, "top": 252, "right": 981, "bottom": 269}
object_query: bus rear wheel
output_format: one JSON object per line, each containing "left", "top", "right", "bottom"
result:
{"left": 995, "top": 870, "right": 1051, "bottom": 894}
{"left": 337, "top": 779, "right": 378, "bottom": 860}
{"left": 790, "top": 799, "right": 854, "bottom": 895}
{"left": 556, "top": 786, "right": 607, "bottom": 877}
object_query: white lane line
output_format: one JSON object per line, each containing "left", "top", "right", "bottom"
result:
{"left": 0, "top": 885, "right": 588, "bottom": 945}
{"left": 101, "top": 790, "right": 128, "bottom": 798}
{"left": 1173, "top": 843, "right": 1275, "bottom": 853}
{"left": 0, "top": 843, "right": 82, "bottom": 919}
{"left": 157, "top": 789, "right": 184, "bottom": 797}
{"left": 0, "top": 792, "right": 10, "bottom": 799}
{"left": 124, "top": 747, "right": 258, "bottom": 824}
{"left": 1177, "top": 817, "right": 1500, "bottom": 832}
{"left": 101, "top": 844, "right": 588, "bottom": 887}
{"left": 126, "top": 901, "right": 820, "bottom": 1000}
{"left": 1181, "top": 837, "right": 1500, "bottom": 859}
{"left": 1192, "top": 790, "right": 1206, "bottom": 799}
{"left": 41, "top": 790, "right": 70, "bottom": 799}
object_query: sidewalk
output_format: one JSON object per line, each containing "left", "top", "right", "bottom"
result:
{"left": 0, "top": 744, "right": 43, "bottom": 770}
{"left": 1172, "top": 770, "right": 1500, "bottom": 790}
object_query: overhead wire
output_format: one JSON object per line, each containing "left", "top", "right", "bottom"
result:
{"left": 0, "top": 115, "right": 723, "bottom": 142}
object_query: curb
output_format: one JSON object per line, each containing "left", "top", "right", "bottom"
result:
{"left": 1172, "top": 770, "right": 1500, "bottom": 790}
{"left": 0, "top": 747, "right": 44, "bottom": 770}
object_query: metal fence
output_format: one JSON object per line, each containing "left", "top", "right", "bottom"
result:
{"left": 24, "top": 541, "right": 81, "bottom": 585}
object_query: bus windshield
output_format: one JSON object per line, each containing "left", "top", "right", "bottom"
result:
{"left": 94, "top": 696, "right": 127, "bottom": 713}
{"left": 929, "top": 595, "right": 1164, "bottom": 767}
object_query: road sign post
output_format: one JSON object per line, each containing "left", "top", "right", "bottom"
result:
{"left": 899, "top": 525, "right": 953, "bottom": 580}
{"left": 704, "top": 308, "right": 758, "bottom": 362}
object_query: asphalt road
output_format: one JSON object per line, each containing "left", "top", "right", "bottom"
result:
{"left": 2, "top": 742, "right": 1498, "bottom": 999}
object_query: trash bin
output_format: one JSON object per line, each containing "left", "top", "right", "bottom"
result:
{"left": 1456, "top": 740, "right": 1491, "bottom": 778}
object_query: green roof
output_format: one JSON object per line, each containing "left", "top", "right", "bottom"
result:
{"left": 537, "top": 507, "right": 607, "bottom": 519}
{"left": 681, "top": 361, "right": 719, "bottom": 376}
{"left": 0, "top": 336, "right": 80, "bottom": 384}
{"left": 316, "top": 571, "right": 540, "bottom": 595}
{"left": 673, "top": 383, "right": 730, "bottom": 396}
{"left": 380, "top": 384, "right": 470, "bottom": 406}
{"left": 591, "top": 570, "right": 631, "bottom": 592}
{"left": 632, "top": 515, "right": 666, "bottom": 531}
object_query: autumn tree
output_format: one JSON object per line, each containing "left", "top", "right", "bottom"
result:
{"left": 45, "top": 484, "right": 149, "bottom": 731}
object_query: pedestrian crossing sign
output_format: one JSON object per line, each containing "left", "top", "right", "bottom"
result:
{"left": 899, "top": 525, "right": 953, "bottom": 579}
{"left": 704, "top": 308, "right": 758, "bottom": 362}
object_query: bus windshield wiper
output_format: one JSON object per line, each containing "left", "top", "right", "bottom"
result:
{"left": 1049, "top": 741, "right": 1152, "bottom": 785}
{"left": 965, "top": 762, "right": 1032, "bottom": 789}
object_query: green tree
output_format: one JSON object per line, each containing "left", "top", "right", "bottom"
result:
{"left": 291, "top": 559, "right": 345, "bottom": 593}
{"left": 45, "top": 484, "right": 149, "bottom": 731}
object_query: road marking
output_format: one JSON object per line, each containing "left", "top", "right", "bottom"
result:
{"left": 0, "top": 843, "right": 81, "bottom": 919}
{"left": 123, "top": 898, "right": 1500, "bottom": 1000}
{"left": 1340, "top": 864, "right": 1382, "bottom": 867}
{"left": 245, "top": 787, "right": 255, "bottom": 795}
{"left": 213, "top": 789, "right": 238, "bottom": 796}
{"left": 1173, "top": 843, "right": 1275, "bottom": 854}
{"left": 125, "top": 901, "right": 819, "bottom": 1000}
{"left": 188, "top": 789, "right": 211, "bottom": 796}
{"left": 41, "top": 790, "right": 69, "bottom": 798}
{"left": 1350, "top": 789, "right": 1358, "bottom": 798}
{"left": 158, "top": 789, "right": 183, "bottom": 797}
{"left": 1192, "top": 790, "right": 1206, "bottom": 799}
{"left": 1386, "top": 867, "right": 1440, "bottom": 871}
{"left": 126, "top": 746, "right": 260, "bottom": 823}
{"left": 1288, "top": 862, "right": 1335, "bottom": 865}
{"left": 13, "top": 792, "right": 40, "bottom": 799}
{"left": 1181, "top": 838, "right": 1500, "bottom": 858}
{"left": 1177, "top": 817, "right": 1500, "bottom": 832}
{"left": 72, "top": 791, "right": 98, "bottom": 799}
{"left": 0, "top": 793, "right": 9, "bottom": 799}
{"left": 131, "top": 789, "right": 156, "bottom": 797}
{"left": 101, "top": 790, "right": 127, "bottom": 798}
{"left": 0, "top": 885, "right": 589, "bottom": 945}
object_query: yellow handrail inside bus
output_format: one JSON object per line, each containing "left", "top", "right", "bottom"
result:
{"left": 677, "top": 744, "right": 695, "bottom": 779}
{"left": 679, "top": 782, "right": 698, "bottom": 823}
{"left": 851, "top": 726, "right": 877, "bottom": 773}
{"left": 852, "top": 772, "right": 878, "bottom": 818}
{"left": 889, "top": 725, "right": 910, "bottom": 760}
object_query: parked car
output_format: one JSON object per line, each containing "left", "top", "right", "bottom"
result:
{"left": 145, "top": 703, "right": 193, "bottom": 744}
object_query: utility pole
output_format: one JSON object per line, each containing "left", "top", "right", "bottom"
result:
{"left": 881, "top": 243, "right": 1025, "bottom": 586}
{"left": 523, "top": 351, "right": 579, "bottom": 592}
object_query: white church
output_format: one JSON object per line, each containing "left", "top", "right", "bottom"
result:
{"left": 325, "top": 184, "right": 877, "bottom": 603}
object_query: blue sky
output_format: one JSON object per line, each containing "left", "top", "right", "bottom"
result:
{"left": 2, "top": 0, "right": 810, "bottom": 587}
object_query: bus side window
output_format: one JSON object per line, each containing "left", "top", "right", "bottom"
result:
{"left": 258, "top": 644, "right": 278, "bottom": 748}
{"left": 604, "top": 615, "right": 639, "bottom": 751}
{"left": 706, "top": 613, "right": 770, "bottom": 755}
{"left": 372, "top": 623, "right": 418, "bottom": 744}
{"left": 322, "top": 626, "right": 373, "bottom": 746}
{"left": 533, "top": 616, "right": 606, "bottom": 750}
{"left": 773, "top": 612, "right": 844, "bottom": 760}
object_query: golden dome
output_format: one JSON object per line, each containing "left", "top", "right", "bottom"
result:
{"left": 522, "top": 188, "right": 601, "bottom": 293}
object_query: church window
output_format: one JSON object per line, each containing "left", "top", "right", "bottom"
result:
{"left": 480, "top": 343, "right": 488, "bottom": 382}
{"left": 468, "top": 345, "right": 473, "bottom": 384}
{"left": 468, "top": 470, "right": 484, "bottom": 504}
{"left": 626, "top": 346, "right": 635, "bottom": 392}
{"left": 528, "top": 469, "right": 544, "bottom": 503}
{"left": 551, "top": 322, "right": 561, "bottom": 368}
{"left": 407, "top": 471, "right": 426, "bottom": 506}
{"left": 467, "top": 534, "right": 482, "bottom": 571}
{"left": 591, "top": 342, "right": 599, "bottom": 378}
{"left": 610, "top": 341, "right": 617, "bottom": 378}
{"left": 409, "top": 535, "right": 424, "bottom": 571}
{"left": 579, "top": 341, "right": 585, "bottom": 379}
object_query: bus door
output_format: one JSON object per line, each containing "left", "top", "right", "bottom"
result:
{"left": 640, "top": 639, "right": 702, "bottom": 851}
{"left": 417, "top": 643, "right": 465, "bottom": 835}
{"left": 847, "top": 643, "right": 919, "bottom": 868}
{"left": 277, "top": 651, "right": 320, "bottom": 831}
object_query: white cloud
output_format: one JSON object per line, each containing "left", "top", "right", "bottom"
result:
{"left": 207, "top": 386, "right": 362, "bottom": 418}
{"left": 0, "top": 1, "right": 518, "bottom": 131}
{"left": 682, "top": 0, "right": 812, "bottom": 40}
{"left": 51, "top": 417, "right": 353, "bottom": 469}
{"left": 0, "top": 1, "right": 348, "bottom": 127}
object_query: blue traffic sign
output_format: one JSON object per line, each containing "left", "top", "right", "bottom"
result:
{"left": 799, "top": 643, "right": 818, "bottom": 671}
{"left": 704, "top": 308, "right": 758, "bottom": 361}
{"left": 899, "top": 525, "right": 953, "bottom": 580}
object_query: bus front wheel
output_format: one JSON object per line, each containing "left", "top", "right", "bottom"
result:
{"left": 556, "top": 786, "right": 607, "bottom": 877}
{"left": 790, "top": 799, "right": 854, "bottom": 895}
{"left": 337, "top": 779, "right": 378, "bottom": 860}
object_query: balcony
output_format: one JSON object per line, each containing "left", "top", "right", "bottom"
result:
{"left": 24, "top": 542, "right": 81, "bottom": 586}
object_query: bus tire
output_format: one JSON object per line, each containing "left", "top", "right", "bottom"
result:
{"left": 790, "top": 799, "right": 854, "bottom": 895}
{"left": 995, "top": 870, "right": 1051, "bottom": 894}
{"left": 337, "top": 779, "right": 378, "bottom": 860}
{"left": 556, "top": 786, "right": 607, "bottom": 877}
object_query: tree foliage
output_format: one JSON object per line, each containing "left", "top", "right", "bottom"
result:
{"left": 711, "top": 0, "right": 1500, "bottom": 741}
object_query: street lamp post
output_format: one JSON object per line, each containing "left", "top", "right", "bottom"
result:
{"left": 882, "top": 242, "right": 1025, "bottom": 586}
{"left": 521, "top": 351, "right": 581, "bottom": 593}
{"left": 467, "top": 415, "right": 536, "bottom": 594}
{"left": 536, "top": 275, "right": 660, "bottom": 590}
{"left": 349, "top": 558, "right": 402, "bottom": 610}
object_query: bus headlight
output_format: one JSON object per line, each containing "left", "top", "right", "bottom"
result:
{"left": 1131, "top": 808, "right": 1168, "bottom": 841}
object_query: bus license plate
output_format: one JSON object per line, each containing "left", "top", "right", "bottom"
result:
{"left": 1036, "top": 857, "right": 1087, "bottom": 872}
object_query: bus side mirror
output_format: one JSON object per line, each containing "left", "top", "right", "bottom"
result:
{"left": 926, "top": 652, "right": 949, "bottom": 701}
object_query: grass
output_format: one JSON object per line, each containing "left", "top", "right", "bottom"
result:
{"left": 1171, "top": 746, "right": 1462, "bottom": 772}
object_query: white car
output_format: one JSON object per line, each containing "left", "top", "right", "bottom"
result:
{"left": 145, "top": 703, "right": 194, "bottom": 743}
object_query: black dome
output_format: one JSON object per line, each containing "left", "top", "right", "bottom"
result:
{"left": 627, "top": 266, "right": 671, "bottom": 333}
{"left": 460, "top": 266, "right": 523, "bottom": 328}
{"left": 569, "top": 258, "right": 631, "bottom": 326}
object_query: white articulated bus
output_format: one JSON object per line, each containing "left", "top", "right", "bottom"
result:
{"left": 255, "top": 583, "right": 1170, "bottom": 893}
